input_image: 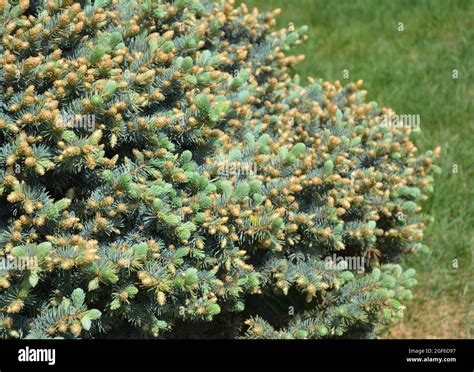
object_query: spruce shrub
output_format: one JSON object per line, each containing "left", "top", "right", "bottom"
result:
{"left": 0, "top": 0, "right": 438, "bottom": 339}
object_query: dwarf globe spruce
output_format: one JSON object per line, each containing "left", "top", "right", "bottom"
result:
{"left": 0, "top": 0, "right": 438, "bottom": 339}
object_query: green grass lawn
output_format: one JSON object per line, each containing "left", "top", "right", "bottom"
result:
{"left": 238, "top": 0, "right": 473, "bottom": 338}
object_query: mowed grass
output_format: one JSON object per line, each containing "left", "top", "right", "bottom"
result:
{"left": 238, "top": 0, "right": 473, "bottom": 338}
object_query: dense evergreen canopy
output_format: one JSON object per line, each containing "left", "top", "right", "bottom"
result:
{"left": 0, "top": 0, "right": 437, "bottom": 339}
